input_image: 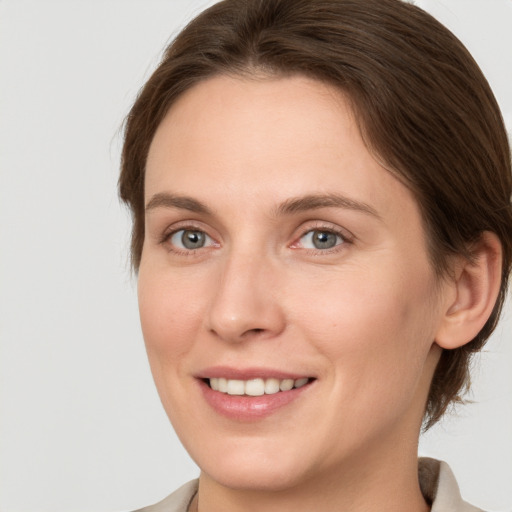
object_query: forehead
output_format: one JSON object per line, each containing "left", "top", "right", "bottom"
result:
{"left": 145, "top": 74, "right": 420, "bottom": 225}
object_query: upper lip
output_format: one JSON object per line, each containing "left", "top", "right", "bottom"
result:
{"left": 195, "top": 366, "right": 314, "bottom": 381}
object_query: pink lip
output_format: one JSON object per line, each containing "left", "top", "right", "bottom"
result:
{"left": 196, "top": 366, "right": 311, "bottom": 380}
{"left": 195, "top": 367, "right": 315, "bottom": 421}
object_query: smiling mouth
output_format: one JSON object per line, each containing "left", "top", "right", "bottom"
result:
{"left": 205, "top": 377, "right": 313, "bottom": 396}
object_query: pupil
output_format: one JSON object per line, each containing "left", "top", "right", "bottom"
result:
{"left": 313, "top": 231, "right": 337, "bottom": 249}
{"left": 182, "top": 230, "right": 205, "bottom": 249}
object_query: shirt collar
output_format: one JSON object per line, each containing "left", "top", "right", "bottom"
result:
{"left": 419, "top": 457, "right": 483, "bottom": 512}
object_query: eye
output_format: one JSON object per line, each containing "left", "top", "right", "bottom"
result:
{"left": 298, "top": 229, "right": 345, "bottom": 250}
{"left": 169, "top": 229, "right": 214, "bottom": 250}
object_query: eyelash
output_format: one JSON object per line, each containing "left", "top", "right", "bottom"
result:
{"left": 292, "top": 224, "right": 352, "bottom": 255}
{"left": 159, "top": 222, "right": 353, "bottom": 256}
{"left": 159, "top": 223, "right": 217, "bottom": 256}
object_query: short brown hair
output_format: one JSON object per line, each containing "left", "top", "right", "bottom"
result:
{"left": 119, "top": 0, "right": 512, "bottom": 428}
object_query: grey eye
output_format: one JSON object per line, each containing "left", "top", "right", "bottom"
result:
{"left": 170, "top": 229, "right": 210, "bottom": 250}
{"left": 300, "top": 230, "right": 343, "bottom": 250}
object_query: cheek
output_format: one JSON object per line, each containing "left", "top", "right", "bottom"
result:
{"left": 290, "top": 262, "right": 433, "bottom": 338}
{"left": 287, "top": 261, "right": 438, "bottom": 404}
{"left": 137, "top": 265, "right": 208, "bottom": 371}
{"left": 137, "top": 263, "right": 216, "bottom": 430}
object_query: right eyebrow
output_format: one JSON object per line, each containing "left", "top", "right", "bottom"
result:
{"left": 145, "top": 192, "right": 213, "bottom": 215}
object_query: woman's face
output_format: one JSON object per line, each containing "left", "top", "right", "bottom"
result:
{"left": 139, "top": 75, "right": 447, "bottom": 490}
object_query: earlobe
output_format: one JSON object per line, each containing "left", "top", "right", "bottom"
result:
{"left": 435, "top": 232, "right": 503, "bottom": 350}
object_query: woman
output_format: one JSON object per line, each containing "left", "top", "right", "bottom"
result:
{"left": 119, "top": 0, "right": 512, "bottom": 510}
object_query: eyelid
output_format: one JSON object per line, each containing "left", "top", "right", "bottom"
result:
{"left": 170, "top": 229, "right": 215, "bottom": 249}
{"left": 290, "top": 221, "right": 354, "bottom": 251}
{"left": 157, "top": 219, "right": 353, "bottom": 255}
{"left": 159, "top": 221, "right": 220, "bottom": 254}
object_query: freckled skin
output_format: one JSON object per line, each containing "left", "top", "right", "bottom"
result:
{"left": 138, "top": 75, "right": 448, "bottom": 512}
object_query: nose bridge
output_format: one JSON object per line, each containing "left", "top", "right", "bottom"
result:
{"left": 206, "top": 242, "right": 284, "bottom": 342}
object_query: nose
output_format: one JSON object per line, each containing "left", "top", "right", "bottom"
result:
{"left": 205, "top": 249, "right": 286, "bottom": 343}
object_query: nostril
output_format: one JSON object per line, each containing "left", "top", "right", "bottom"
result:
{"left": 243, "top": 328, "right": 265, "bottom": 337}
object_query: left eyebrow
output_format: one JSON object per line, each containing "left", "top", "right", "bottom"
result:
{"left": 275, "top": 193, "right": 381, "bottom": 219}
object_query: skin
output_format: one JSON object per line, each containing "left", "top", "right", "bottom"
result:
{"left": 138, "top": 74, "right": 457, "bottom": 512}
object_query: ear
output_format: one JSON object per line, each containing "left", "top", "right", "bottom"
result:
{"left": 435, "top": 232, "right": 503, "bottom": 350}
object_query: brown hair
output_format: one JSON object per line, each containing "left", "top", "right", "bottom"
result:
{"left": 119, "top": 0, "right": 512, "bottom": 428}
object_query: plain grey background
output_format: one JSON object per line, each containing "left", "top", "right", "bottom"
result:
{"left": 1, "top": 1, "right": 511, "bottom": 511}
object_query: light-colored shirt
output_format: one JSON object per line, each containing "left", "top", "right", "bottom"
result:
{"left": 134, "top": 457, "right": 483, "bottom": 512}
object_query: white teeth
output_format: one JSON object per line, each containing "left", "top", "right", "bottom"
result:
{"left": 227, "top": 379, "right": 245, "bottom": 395}
{"left": 210, "top": 377, "right": 219, "bottom": 391}
{"left": 218, "top": 378, "right": 228, "bottom": 393}
{"left": 245, "top": 378, "right": 265, "bottom": 396}
{"left": 294, "top": 377, "right": 309, "bottom": 388}
{"left": 208, "top": 377, "right": 311, "bottom": 395}
{"left": 279, "top": 379, "right": 294, "bottom": 391}
{"left": 264, "top": 378, "right": 280, "bottom": 395}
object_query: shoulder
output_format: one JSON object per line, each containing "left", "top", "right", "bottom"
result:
{"left": 419, "top": 457, "right": 484, "bottom": 512}
{"left": 132, "top": 480, "right": 198, "bottom": 512}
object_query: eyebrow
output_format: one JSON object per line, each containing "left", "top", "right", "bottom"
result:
{"left": 145, "top": 191, "right": 380, "bottom": 219}
{"left": 145, "top": 193, "right": 213, "bottom": 215}
{"left": 275, "top": 193, "right": 380, "bottom": 219}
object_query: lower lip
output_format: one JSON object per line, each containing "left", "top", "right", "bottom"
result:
{"left": 198, "top": 379, "right": 312, "bottom": 421}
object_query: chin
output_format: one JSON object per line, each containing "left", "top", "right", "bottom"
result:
{"left": 202, "top": 461, "right": 305, "bottom": 492}
{"left": 186, "top": 436, "right": 312, "bottom": 492}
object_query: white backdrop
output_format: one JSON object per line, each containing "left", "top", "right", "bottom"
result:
{"left": 1, "top": 1, "right": 511, "bottom": 511}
